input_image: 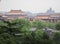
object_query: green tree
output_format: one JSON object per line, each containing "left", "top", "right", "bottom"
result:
{"left": 12, "top": 19, "right": 31, "bottom": 32}
{"left": 33, "top": 20, "right": 45, "bottom": 29}
{"left": 53, "top": 32, "right": 60, "bottom": 44}
{"left": 55, "top": 22, "right": 60, "bottom": 30}
{"left": 21, "top": 30, "right": 44, "bottom": 44}
{"left": 0, "top": 19, "right": 31, "bottom": 34}
{"left": 0, "top": 33, "right": 17, "bottom": 44}
{"left": 0, "top": 20, "right": 8, "bottom": 33}
{"left": 44, "top": 22, "right": 55, "bottom": 29}
{"left": 42, "top": 32, "right": 53, "bottom": 44}
{"left": 0, "top": 19, "right": 31, "bottom": 44}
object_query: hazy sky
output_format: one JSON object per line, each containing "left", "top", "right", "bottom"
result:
{"left": 0, "top": 0, "right": 60, "bottom": 13}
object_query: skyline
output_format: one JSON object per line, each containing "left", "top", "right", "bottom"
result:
{"left": 0, "top": 0, "right": 60, "bottom": 13}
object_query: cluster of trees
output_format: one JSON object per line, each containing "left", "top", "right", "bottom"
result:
{"left": 0, "top": 19, "right": 60, "bottom": 44}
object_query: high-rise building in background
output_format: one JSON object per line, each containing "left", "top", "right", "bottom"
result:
{"left": 33, "top": 8, "right": 60, "bottom": 22}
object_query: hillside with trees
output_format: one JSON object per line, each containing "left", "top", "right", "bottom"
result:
{"left": 0, "top": 19, "right": 60, "bottom": 44}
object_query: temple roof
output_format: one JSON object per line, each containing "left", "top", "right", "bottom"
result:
{"left": 8, "top": 10, "right": 25, "bottom": 14}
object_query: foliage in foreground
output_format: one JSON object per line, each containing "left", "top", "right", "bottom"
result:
{"left": 55, "top": 22, "right": 60, "bottom": 30}
{"left": 0, "top": 19, "right": 60, "bottom": 44}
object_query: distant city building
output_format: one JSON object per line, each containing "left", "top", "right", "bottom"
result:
{"left": 34, "top": 13, "right": 60, "bottom": 22}
{"left": 33, "top": 8, "right": 60, "bottom": 22}
{"left": 0, "top": 8, "right": 60, "bottom": 22}
{"left": 1, "top": 10, "right": 29, "bottom": 20}
{"left": 46, "top": 8, "right": 55, "bottom": 14}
